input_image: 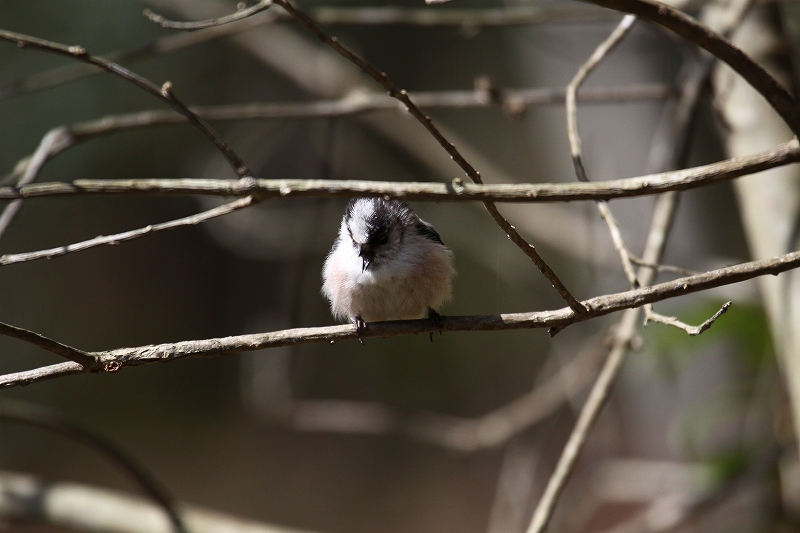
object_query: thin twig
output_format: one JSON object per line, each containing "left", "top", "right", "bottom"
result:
{"left": 644, "top": 301, "right": 732, "bottom": 335}
{"left": 4, "top": 139, "right": 798, "bottom": 203}
{"left": 582, "top": 0, "right": 800, "bottom": 135}
{"left": 0, "top": 400, "right": 188, "bottom": 533}
{"left": 0, "top": 29, "right": 251, "bottom": 178}
{"left": 0, "top": 128, "right": 73, "bottom": 239}
{"left": 144, "top": 0, "right": 274, "bottom": 30}
{"left": 566, "top": 14, "right": 639, "bottom": 288}
{"left": 308, "top": 5, "right": 617, "bottom": 27}
{"left": 628, "top": 255, "right": 699, "bottom": 276}
{"left": 272, "top": 0, "right": 586, "bottom": 314}
{"left": 0, "top": 196, "right": 256, "bottom": 267}
{"left": 0, "top": 11, "right": 279, "bottom": 102}
{"left": 2, "top": 248, "right": 800, "bottom": 389}
{"left": 2, "top": 82, "right": 675, "bottom": 185}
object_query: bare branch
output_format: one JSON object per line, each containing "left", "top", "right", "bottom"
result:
{"left": 1, "top": 249, "right": 800, "bottom": 389}
{"left": 0, "top": 321, "right": 96, "bottom": 369}
{"left": 582, "top": 0, "right": 800, "bottom": 135}
{"left": 272, "top": 0, "right": 586, "bottom": 315}
{"left": 309, "top": 5, "right": 617, "bottom": 27}
{"left": 0, "top": 127, "right": 73, "bottom": 238}
{"left": 566, "top": 14, "right": 640, "bottom": 288}
{"left": 0, "top": 401, "right": 187, "bottom": 533}
{"left": 144, "top": 0, "right": 274, "bottom": 30}
{"left": 644, "top": 301, "right": 732, "bottom": 335}
{"left": 3, "top": 82, "right": 675, "bottom": 185}
{"left": 0, "top": 29, "right": 251, "bottom": 177}
{"left": 0, "top": 470, "right": 311, "bottom": 533}
{"left": 567, "top": 14, "right": 637, "bottom": 184}
{"left": 0, "top": 196, "right": 256, "bottom": 267}
{"left": 4, "top": 139, "right": 798, "bottom": 202}
{"left": 628, "top": 255, "right": 699, "bottom": 276}
{"left": 0, "top": 11, "right": 280, "bottom": 102}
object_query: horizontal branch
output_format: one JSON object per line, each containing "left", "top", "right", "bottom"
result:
{"left": 3, "top": 139, "right": 798, "bottom": 204}
{"left": 6, "top": 83, "right": 673, "bottom": 184}
{"left": 3, "top": 248, "right": 800, "bottom": 389}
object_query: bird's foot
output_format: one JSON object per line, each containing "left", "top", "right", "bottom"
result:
{"left": 428, "top": 308, "right": 443, "bottom": 342}
{"left": 354, "top": 316, "right": 366, "bottom": 346}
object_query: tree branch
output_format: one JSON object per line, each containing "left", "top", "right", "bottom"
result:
{"left": 3, "top": 82, "right": 675, "bottom": 186}
{"left": 0, "top": 322, "right": 96, "bottom": 369}
{"left": 566, "top": 14, "right": 640, "bottom": 288}
{"left": 0, "top": 127, "right": 73, "bottom": 239}
{"left": 2, "top": 248, "right": 800, "bottom": 389}
{"left": 644, "top": 301, "right": 732, "bottom": 335}
{"left": 582, "top": 0, "right": 800, "bottom": 135}
{"left": 0, "top": 401, "right": 187, "bottom": 533}
{"left": 0, "top": 196, "right": 256, "bottom": 267}
{"left": 3, "top": 139, "right": 798, "bottom": 204}
{"left": 144, "top": 0, "right": 274, "bottom": 30}
{"left": 0, "top": 470, "right": 308, "bottom": 533}
{"left": 0, "top": 29, "right": 251, "bottom": 177}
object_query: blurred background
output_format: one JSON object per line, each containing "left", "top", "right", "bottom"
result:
{"left": 0, "top": 0, "right": 798, "bottom": 532}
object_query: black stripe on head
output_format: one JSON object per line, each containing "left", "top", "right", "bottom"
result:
{"left": 415, "top": 221, "right": 444, "bottom": 245}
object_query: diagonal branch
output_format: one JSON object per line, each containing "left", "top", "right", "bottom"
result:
{"left": 0, "top": 196, "right": 256, "bottom": 267}
{"left": 0, "top": 29, "right": 251, "bottom": 178}
{"left": 0, "top": 322, "right": 97, "bottom": 369}
{"left": 271, "top": 0, "right": 586, "bottom": 314}
{"left": 144, "top": 0, "right": 274, "bottom": 30}
{"left": 2, "top": 248, "right": 800, "bottom": 389}
{"left": 0, "top": 127, "right": 73, "bottom": 239}
{"left": 582, "top": 0, "right": 800, "bottom": 135}
{"left": 0, "top": 401, "right": 188, "bottom": 533}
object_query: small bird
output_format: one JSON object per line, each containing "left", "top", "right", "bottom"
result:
{"left": 322, "top": 198, "right": 454, "bottom": 338}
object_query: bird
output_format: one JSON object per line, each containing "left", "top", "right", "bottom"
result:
{"left": 322, "top": 197, "right": 454, "bottom": 339}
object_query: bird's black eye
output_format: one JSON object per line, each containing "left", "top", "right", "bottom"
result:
{"left": 379, "top": 236, "right": 389, "bottom": 245}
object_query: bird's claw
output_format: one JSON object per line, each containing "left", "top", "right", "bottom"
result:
{"left": 354, "top": 316, "right": 366, "bottom": 346}
{"left": 428, "top": 308, "right": 443, "bottom": 342}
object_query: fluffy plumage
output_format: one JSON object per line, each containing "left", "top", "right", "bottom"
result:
{"left": 322, "top": 198, "right": 454, "bottom": 324}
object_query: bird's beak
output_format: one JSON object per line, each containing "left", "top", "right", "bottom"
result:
{"left": 359, "top": 246, "right": 375, "bottom": 272}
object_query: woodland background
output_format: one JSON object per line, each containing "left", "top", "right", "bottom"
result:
{"left": 0, "top": 0, "right": 798, "bottom": 532}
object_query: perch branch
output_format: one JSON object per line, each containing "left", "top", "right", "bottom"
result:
{"left": 2, "top": 248, "right": 800, "bottom": 389}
